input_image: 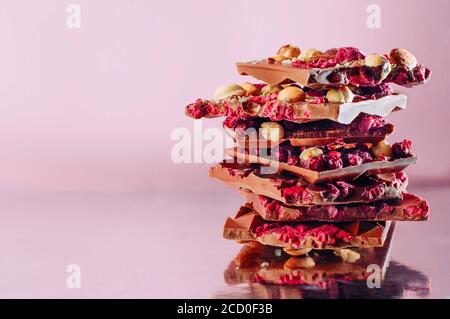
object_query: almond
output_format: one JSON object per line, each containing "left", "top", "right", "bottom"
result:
{"left": 277, "top": 44, "right": 301, "bottom": 58}
{"left": 370, "top": 141, "right": 393, "bottom": 158}
{"left": 241, "top": 82, "right": 261, "bottom": 96}
{"left": 214, "top": 84, "right": 246, "bottom": 100}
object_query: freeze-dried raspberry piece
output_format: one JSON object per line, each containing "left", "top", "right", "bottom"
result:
{"left": 351, "top": 115, "right": 385, "bottom": 133}
{"left": 335, "top": 47, "right": 365, "bottom": 64}
{"left": 345, "top": 153, "right": 363, "bottom": 166}
{"left": 308, "top": 156, "right": 325, "bottom": 172}
{"left": 335, "top": 181, "right": 355, "bottom": 198}
{"left": 362, "top": 184, "right": 385, "bottom": 201}
{"left": 323, "top": 151, "right": 343, "bottom": 170}
{"left": 324, "top": 183, "right": 340, "bottom": 201}
{"left": 223, "top": 117, "right": 242, "bottom": 129}
{"left": 282, "top": 186, "right": 312, "bottom": 204}
{"left": 186, "top": 99, "right": 209, "bottom": 119}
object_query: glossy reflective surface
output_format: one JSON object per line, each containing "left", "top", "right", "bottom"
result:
{"left": 0, "top": 185, "right": 448, "bottom": 298}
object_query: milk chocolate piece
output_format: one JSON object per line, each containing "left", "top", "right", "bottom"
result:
{"left": 225, "top": 115, "right": 394, "bottom": 147}
{"left": 228, "top": 127, "right": 390, "bottom": 148}
{"left": 185, "top": 94, "right": 406, "bottom": 124}
{"left": 237, "top": 61, "right": 312, "bottom": 86}
{"left": 236, "top": 60, "right": 430, "bottom": 88}
{"left": 209, "top": 163, "right": 407, "bottom": 206}
{"left": 223, "top": 205, "right": 390, "bottom": 250}
{"left": 243, "top": 190, "right": 429, "bottom": 222}
{"left": 226, "top": 147, "right": 417, "bottom": 184}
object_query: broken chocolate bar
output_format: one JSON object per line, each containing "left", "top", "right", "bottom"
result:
{"left": 224, "top": 231, "right": 394, "bottom": 287}
{"left": 209, "top": 162, "right": 408, "bottom": 206}
{"left": 224, "top": 114, "right": 394, "bottom": 147}
{"left": 236, "top": 61, "right": 430, "bottom": 89}
{"left": 236, "top": 46, "right": 430, "bottom": 88}
{"left": 223, "top": 204, "right": 391, "bottom": 250}
{"left": 242, "top": 190, "right": 429, "bottom": 222}
{"left": 226, "top": 145, "right": 416, "bottom": 184}
{"left": 186, "top": 93, "right": 406, "bottom": 124}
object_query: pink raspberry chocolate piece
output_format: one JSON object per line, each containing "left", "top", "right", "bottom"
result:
{"left": 392, "top": 140, "right": 413, "bottom": 159}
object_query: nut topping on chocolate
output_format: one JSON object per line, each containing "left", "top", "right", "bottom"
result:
{"left": 334, "top": 249, "right": 361, "bottom": 263}
{"left": 277, "top": 44, "right": 301, "bottom": 59}
{"left": 268, "top": 55, "right": 290, "bottom": 62}
{"left": 326, "top": 86, "right": 354, "bottom": 103}
{"left": 365, "top": 54, "right": 392, "bottom": 80}
{"left": 365, "top": 54, "right": 388, "bottom": 68}
{"left": 277, "top": 86, "right": 306, "bottom": 102}
{"left": 214, "top": 84, "right": 246, "bottom": 100}
{"left": 261, "top": 84, "right": 283, "bottom": 96}
{"left": 283, "top": 256, "right": 316, "bottom": 269}
{"left": 389, "top": 48, "right": 418, "bottom": 70}
{"left": 186, "top": 43, "right": 430, "bottom": 263}
{"left": 260, "top": 122, "right": 284, "bottom": 142}
{"left": 298, "top": 48, "right": 323, "bottom": 61}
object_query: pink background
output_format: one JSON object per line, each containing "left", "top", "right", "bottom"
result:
{"left": 0, "top": 0, "right": 448, "bottom": 192}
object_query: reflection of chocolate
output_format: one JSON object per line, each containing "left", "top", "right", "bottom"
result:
{"left": 221, "top": 224, "right": 431, "bottom": 298}
{"left": 224, "top": 224, "right": 395, "bottom": 288}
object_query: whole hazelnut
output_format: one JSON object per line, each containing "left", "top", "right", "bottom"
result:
{"left": 365, "top": 54, "right": 386, "bottom": 67}
{"left": 277, "top": 86, "right": 306, "bottom": 103}
{"left": 390, "top": 48, "right": 417, "bottom": 70}
{"left": 261, "top": 84, "right": 283, "bottom": 96}
{"left": 241, "top": 82, "right": 261, "bottom": 96}
{"left": 299, "top": 48, "right": 323, "bottom": 61}
{"left": 370, "top": 141, "right": 393, "bottom": 158}
{"left": 277, "top": 44, "right": 301, "bottom": 58}
{"left": 283, "top": 247, "right": 312, "bottom": 256}
{"left": 364, "top": 54, "right": 392, "bottom": 80}
{"left": 260, "top": 122, "right": 285, "bottom": 142}
{"left": 213, "top": 84, "right": 246, "bottom": 100}
{"left": 299, "top": 147, "right": 323, "bottom": 161}
{"left": 326, "top": 86, "right": 354, "bottom": 103}
{"left": 283, "top": 256, "right": 316, "bottom": 269}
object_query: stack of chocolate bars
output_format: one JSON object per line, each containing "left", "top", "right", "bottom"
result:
{"left": 186, "top": 45, "right": 431, "bottom": 268}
